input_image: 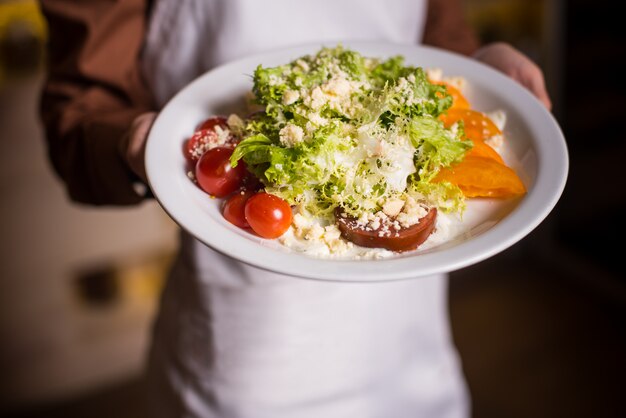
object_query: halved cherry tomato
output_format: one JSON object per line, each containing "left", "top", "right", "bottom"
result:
{"left": 440, "top": 109, "right": 501, "bottom": 142}
{"left": 244, "top": 193, "right": 292, "bottom": 239}
{"left": 195, "top": 147, "right": 247, "bottom": 197}
{"left": 223, "top": 190, "right": 254, "bottom": 228}
{"left": 184, "top": 117, "right": 236, "bottom": 163}
{"left": 198, "top": 116, "right": 228, "bottom": 131}
{"left": 185, "top": 129, "right": 220, "bottom": 163}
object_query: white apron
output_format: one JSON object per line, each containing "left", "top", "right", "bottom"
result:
{"left": 142, "top": 1, "right": 469, "bottom": 417}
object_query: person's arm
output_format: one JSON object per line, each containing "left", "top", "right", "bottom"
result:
{"left": 39, "top": 0, "right": 154, "bottom": 206}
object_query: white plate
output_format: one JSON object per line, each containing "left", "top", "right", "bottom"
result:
{"left": 145, "top": 41, "right": 568, "bottom": 281}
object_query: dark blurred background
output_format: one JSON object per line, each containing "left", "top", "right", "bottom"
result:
{"left": 1, "top": 0, "right": 624, "bottom": 417}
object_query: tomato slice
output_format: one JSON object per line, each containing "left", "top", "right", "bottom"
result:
{"left": 335, "top": 207, "right": 437, "bottom": 252}
{"left": 195, "top": 147, "right": 247, "bottom": 197}
{"left": 440, "top": 109, "right": 501, "bottom": 142}
{"left": 244, "top": 193, "right": 292, "bottom": 239}
{"left": 223, "top": 190, "right": 254, "bottom": 228}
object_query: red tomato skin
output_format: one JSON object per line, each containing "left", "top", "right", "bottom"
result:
{"left": 244, "top": 193, "right": 292, "bottom": 239}
{"left": 195, "top": 147, "right": 246, "bottom": 197}
{"left": 223, "top": 191, "right": 253, "bottom": 228}
{"left": 198, "top": 116, "right": 228, "bottom": 131}
{"left": 185, "top": 117, "right": 236, "bottom": 164}
{"left": 185, "top": 129, "right": 219, "bottom": 163}
{"left": 335, "top": 207, "right": 437, "bottom": 252}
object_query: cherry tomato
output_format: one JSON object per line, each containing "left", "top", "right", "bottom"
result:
{"left": 198, "top": 116, "right": 228, "bottom": 131}
{"left": 195, "top": 147, "right": 247, "bottom": 197}
{"left": 223, "top": 191, "right": 254, "bottom": 228}
{"left": 244, "top": 193, "right": 292, "bottom": 239}
{"left": 185, "top": 129, "right": 220, "bottom": 163}
{"left": 185, "top": 117, "right": 235, "bottom": 163}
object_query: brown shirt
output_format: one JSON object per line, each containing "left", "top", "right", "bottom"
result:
{"left": 39, "top": 0, "right": 478, "bottom": 206}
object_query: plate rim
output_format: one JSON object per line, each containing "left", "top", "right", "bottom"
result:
{"left": 145, "top": 40, "right": 569, "bottom": 281}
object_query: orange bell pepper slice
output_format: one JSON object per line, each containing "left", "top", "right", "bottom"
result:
{"left": 428, "top": 76, "right": 524, "bottom": 199}
{"left": 434, "top": 156, "right": 526, "bottom": 198}
{"left": 465, "top": 139, "right": 504, "bottom": 164}
{"left": 440, "top": 109, "right": 501, "bottom": 142}
{"left": 435, "top": 81, "right": 470, "bottom": 110}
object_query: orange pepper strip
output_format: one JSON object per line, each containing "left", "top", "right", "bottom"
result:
{"left": 434, "top": 156, "right": 526, "bottom": 198}
{"left": 429, "top": 78, "right": 524, "bottom": 199}
{"left": 440, "top": 109, "right": 501, "bottom": 142}
{"left": 466, "top": 139, "right": 504, "bottom": 164}
{"left": 436, "top": 82, "right": 470, "bottom": 110}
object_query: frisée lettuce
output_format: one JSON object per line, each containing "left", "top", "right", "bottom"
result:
{"left": 230, "top": 46, "right": 472, "bottom": 221}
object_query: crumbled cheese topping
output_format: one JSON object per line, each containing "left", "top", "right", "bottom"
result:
{"left": 426, "top": 67, "right": 443, "bottom": 82}
{"left": 396, "top": 195, "right": 428, "bottom": 229}
{"left": 382, "top": 198, "right": 405, "bottom": 217}
{"left": 353, "top": 210, "right": 398, "bottom": 237}
{"left": 301, "top": 72, "right": 365, "bottom": 117}
{"left": 306, "top": 112, "right": 328, "bottom": 129}
{"left": 227, "top": 113, "right": 245, "bottom": 133}
{"left": 295, "top": 59, "right": 310, "bottom": 73}
{"left": 279, "top": 124, "right": 304, "bottom": 147}
{"left": 305, "top": 223, "right": 324, "bottom": 241}
{"left": 305, "top": 86, "right": 327, "bottom": 110}
{"left": 323, "top": 77, "right": 352, "bottom": 97}
{"left": 189, "top": 128, "right": 231, "bottom": 160}
{"left": 282, "top": 90, "right": 300, "bottom": 105}
{"left": 268, "top": 73, "right": 280, "bottom": 86}
{"left": 287, "top": 213, "right": 354, "bottom": 255}
{"left": 214, "top": 125, "right": 231, "bottom": 143}
{"left": 350, "top": 195, "right": 430, "bottom": 237}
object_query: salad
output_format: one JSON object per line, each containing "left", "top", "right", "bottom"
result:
{"left": 184, "top": 46, "right": 526, "bottom": 259}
